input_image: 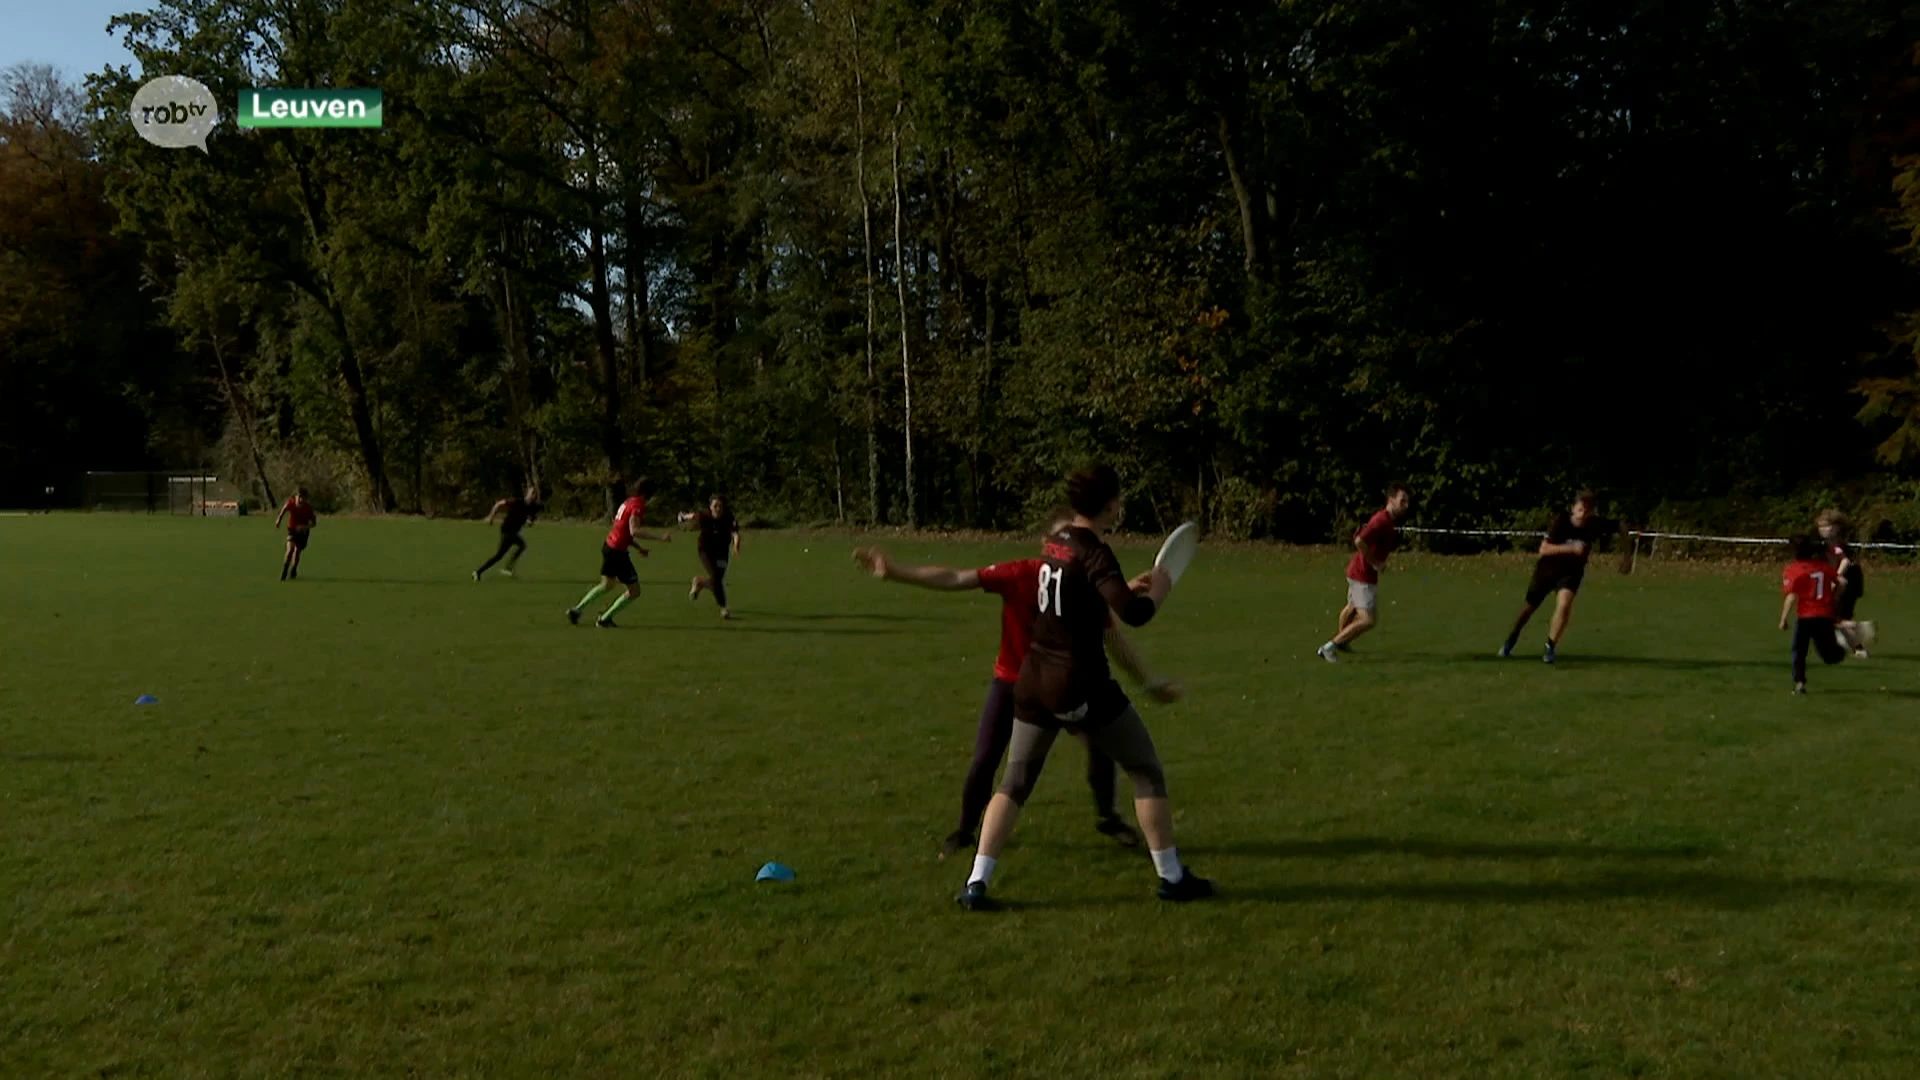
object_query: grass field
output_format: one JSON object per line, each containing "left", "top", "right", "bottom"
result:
{"left": 4, "top": 514, "right": 1919, "bottom": 1078}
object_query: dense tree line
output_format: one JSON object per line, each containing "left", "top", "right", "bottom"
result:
{"left": 7, "top": 2, "right": 1920, "bottom": 538}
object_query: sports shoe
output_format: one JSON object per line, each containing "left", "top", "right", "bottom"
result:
{"left": 1793, "top": 683, "right": 1807, "bottom": 695}
{"left": 1096, "top": 815, "right": 1141, "bottom": 846}
{"left": 1317, "top": 643, "right": 1339, "bottom": 663}
{"left": 1855, "top": 649, "right": 1869, "bottom": 660}
{"left": 690, "top": 577, "right": 702, "bottom": 600}
{"left": 501, "top": 568, "right": 514, "bottom": 578}
{"left": 721, "top": 609, "right": 732, "bottom": 620}
{"left": 956, "top": 880, "right": 996, "bottom": 910}
{"left": 567, "top": 608, "right": 581, "bottom": 625}
{"left": 596, "top": 617, "right": 617, "bottom": 628}
{"left": 1543, "top": 643, "right": 1556, "bottom": 665}
{"left": 940, "top": 831, "right": 974, "bottom": 859}
{"left": 1157, "top": 871, "right": 1215, "bottom": 902}
{"left": 473, "top": 570, "right": 483, "bottom": 581}
{"left": 1498, "top": 643, "right": 1513, "bottom": 658}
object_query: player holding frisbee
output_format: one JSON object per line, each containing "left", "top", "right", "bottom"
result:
{"left": 957, "top": 464, "right": 1213, "bottom": 909}
{"left": 853, "top": 515, "right": 1182, "bottom": 858}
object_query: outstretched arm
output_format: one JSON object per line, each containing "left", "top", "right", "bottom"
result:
{"left": 852, "top": 547, "right": 979, "bottom": 590}
{"left": 484, "top": 499, "right": 507, "bottom": 524}
{"left": 1105, "top": 624, "right": 1183, "bottom": 703}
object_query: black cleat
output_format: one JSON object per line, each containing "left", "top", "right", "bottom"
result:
{"left": 956, "top": 880, "right": 996, "bottom": 910}
{"left": 1096, "top": 815, "right": 1141, "bottom": 847}
{"left": 473, "top": 570, "right": 483, "bottom": 581}
{"left": 567, "top": 608, "right": 581, "bottom": 625}
{"left": 595, "top": 617, "right": 617, "bottom": 629}
{"left": 940, "top": 831, "right": 974, "bottom": 859}
{"left": 1157, "top": 871, "right": 1216, "bottom": 902}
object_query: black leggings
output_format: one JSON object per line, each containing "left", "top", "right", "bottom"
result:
{"left": 955, "top": 680, "right": 1118, "bottom": 836}
{"left": 700, "top": 550, "right": 729, "bottom": 607}
{"left": 478, "top": 532, "right": 526, "bottom": 572}
{"left": 1792, "top": 616, "right": 1846, "bottom": 683}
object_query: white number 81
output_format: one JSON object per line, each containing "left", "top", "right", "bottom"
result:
{"left": 1038, "top": 565, "right": 1064, "bottom": 614}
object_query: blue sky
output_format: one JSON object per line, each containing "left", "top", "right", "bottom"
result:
{"left": 0, "top": 0, "right": 149, "bottom": 83}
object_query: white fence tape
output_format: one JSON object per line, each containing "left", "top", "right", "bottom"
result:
{"left": 1400, "top": 526, "right": 1920, "bottom": 551}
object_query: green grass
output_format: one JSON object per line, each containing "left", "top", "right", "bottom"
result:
{"left": 4, "top": 514, "right": 1918, "bottom": 1078}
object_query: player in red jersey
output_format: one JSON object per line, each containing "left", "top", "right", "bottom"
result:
{"left": 1780, "top": 534, "right": 1848, "bottom": 694}
{"left": 568, "top": 478, "right": 671, "bottom": 628}
{"left": 273, "top": 488, "right": 318, "bottom": 580}
{"left": 1318, "top": 484, "right": 1412, "bottom": 661}
{"left": 853, "top": 517, "right": 1182, "bottom": 859}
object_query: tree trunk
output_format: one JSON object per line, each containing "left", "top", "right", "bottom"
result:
{"left": 587, "top": 143, "right": 624, "bottom": 513}
{"left": 497, "top": 251, "right": 539, "bottom": 491}
{"left": 624, "top": 196, "right": 652, "bottom": 389}
{"left": 892, "top": 102, "right": 915, "bottom": 528}
{"left": 208, "top": 327, "right": 275, "bottom": 509}
{"left": 852, "top": 10, "right": 881, "bottom": 526}
{"left": 282, "top": 144, "right": 395, "bottom": 510}
{"left": 1217, "top": 110, "right": 1264, "bottom": 278}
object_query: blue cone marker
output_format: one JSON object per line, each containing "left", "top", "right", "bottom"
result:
{"left": 134, "top": 694, "right": 159, "bottom": 705}
{"left": 755, "top": 862, "right": 795, "bottom": 882}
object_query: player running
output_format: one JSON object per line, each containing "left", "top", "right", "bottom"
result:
{"left": 1817, "top": 509, "right": 1871, "bottom": 658}
{"left": 957, "top": 464, "right": 1212, "bottom": 910}
{"left": 1318, "top": 484, "right": 1412, "bottom": 662}
{"left": 273, "top": 488, "right": 317, "bottom": 580}
{"left": 1781, "top": 534, "right": 1848, "bottom": 694}
{"left": 567, "top": 479, "right": 670, "bottom": 628}
{"left": 853, "top": 518, "right": 1183, "bottom": 859}
{"left": 1500, "top": 490, "right": 1606, "bottom": 664}
{"left": 678, "top": 494, "right": 741, "bottom": 619}
{"left": 475, "top": 485, "right": 542, "bottom": 579}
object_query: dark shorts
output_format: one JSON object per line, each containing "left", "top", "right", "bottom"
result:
{"left": 599, "top": 544, "right": 638, "bottom": 585}
{"left": 287, "top": 528, "right": 310, "bottom": 550}
{"left": 1525, "top": 566, "right": 1583, "bottom": 607}
{"left": 1013, "top": 664, "right": 1130, "bottom": 731}
{"left": 1837, "top": 568, "right": 1864, "bottom": 619}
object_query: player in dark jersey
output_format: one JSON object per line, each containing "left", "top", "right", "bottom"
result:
{"left": 475, "top": 485, "right": 542, "bottom": 579}
{"left": 1782, "top": 534, "right": 1848, "bottom": 693}
{"left": 678, "top": 494, "right": 741, "bottom": 619}
{"left": 1817, "top": 510, "right": 1870, "bottom": 658}
{"left": 853, "top": 515, "right": 1183, "bottom": 858}
{"left": 958, "top": 464, "right": 1213, "bottom": 910}
{"left": 273, "top": 488, "right": 317, "bottom": 580}
{"left": 1500, "top": 491, "right": 1609, "bottom": 664}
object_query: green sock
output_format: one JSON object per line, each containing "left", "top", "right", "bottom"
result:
{"left": 574, "top": 583, "right": 608, "bottom": 611}
{"left": 601, "top": 592, "right": 635, "bottom": 620}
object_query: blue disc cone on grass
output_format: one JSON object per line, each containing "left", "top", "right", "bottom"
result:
{"left": 134, "top": 694, "right": 159, "bottom": 705}
{"left": 756, "top": 862, "right": 795, "bottom": 883}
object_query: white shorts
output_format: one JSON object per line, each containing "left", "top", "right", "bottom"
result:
{"left": 1347, "top": 578, "right": 1377, "bottom": 611}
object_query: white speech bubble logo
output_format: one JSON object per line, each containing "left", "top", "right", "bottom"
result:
{"left": 131, "top": 76, "right": 219, "bottom": 152}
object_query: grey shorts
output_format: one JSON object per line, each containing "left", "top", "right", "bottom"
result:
{"left": 998, "top": 705, "right": 1168, "bottom": 803}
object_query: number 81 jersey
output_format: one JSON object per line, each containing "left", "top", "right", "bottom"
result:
{"left": 1018, "top": 525, "right": 1130, "bottom": 718}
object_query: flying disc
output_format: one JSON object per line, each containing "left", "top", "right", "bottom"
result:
{"left": 1154, "top": 521, "right": 1199, "bottom": 583}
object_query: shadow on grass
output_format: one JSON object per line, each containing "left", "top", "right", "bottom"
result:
{"left": 1201, "top": 836, "right": 1719, "bottom": 861}
{"left": 1438, "top": 652, "right": 1780, "bottom": 671}
{"left": 999, "top": 873, "right": 1906, "bottom": 912}
{"left": 1215, "top": 873, "right": 1907, "bottom": 909}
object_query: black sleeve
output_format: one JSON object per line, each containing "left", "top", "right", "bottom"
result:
{"left": 1544, "top": 513, "right": 1569, "bottom": 544}
{"left": 1086, "top": 542, "right": 1157, "bottom": 627}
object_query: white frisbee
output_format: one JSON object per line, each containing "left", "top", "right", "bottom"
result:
{"left": 1154, "top": 521, "right": 1200, "bottom": 583}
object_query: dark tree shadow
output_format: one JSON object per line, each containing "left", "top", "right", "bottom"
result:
{"left": 1200, "top": 836, "right": 1719, "bottom": 861}
{"left": 996, "top": 873, "right": 1906, "bottom": 912}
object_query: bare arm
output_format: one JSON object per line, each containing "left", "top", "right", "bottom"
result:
{"left": 732, "top": 527, "right": 741, "bottom": 556}
{"left": 1105, "top": 625, "right": 1184, "bottom": 703}
{"left": 273, "top": 504, "right": 287, "bottom": 527}
{"left": 485, "top": 499, "right": 507, "bottom": 524}
{"left": 851, "top": 548, "right": 978, "bottom": 590}
{"left": 1779, "top": 593, "right": 1796, "bottom": 630}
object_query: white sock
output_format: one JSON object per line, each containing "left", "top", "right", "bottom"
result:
{"left": 969, "top": 855, "right": 996, "bottom": 887}
{"left": 1151, "top": 847, "right": 1183, "bottom": 883}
